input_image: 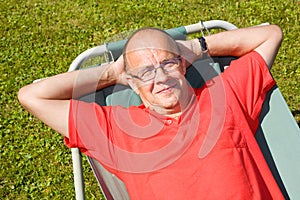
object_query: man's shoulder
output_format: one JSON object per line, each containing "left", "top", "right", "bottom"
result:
{"left": 231, "top": 51, "right": 267, "bottom": 67}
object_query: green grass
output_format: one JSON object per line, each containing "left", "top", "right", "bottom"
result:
{"left": 1, "top": 0, "right": 299, "bottom": 199}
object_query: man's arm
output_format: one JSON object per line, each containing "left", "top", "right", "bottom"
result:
{"left": 206, "top": 24, "right": 283, "bottom": 69}
{"left": 19, "top": 25, "right": 282, "bottom": 138}
{"left": 18, "top": 56, "right": 126, "bottom": 138}
{"left": 179, "top": 24, "right": 283, "bottom": 69}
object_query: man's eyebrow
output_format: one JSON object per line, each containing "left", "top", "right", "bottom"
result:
{"left": 152, "top": 57, "right": 174, "bottom": 63}
{"left": 138, "top": 64, "right": 155, "bottom": 70}
{"left": 161, "top": 58, "right": 170, "bottom": 63}
{"left": 132, "top": 65, "right": 154, "bottom": 74}
{"left": 161, "top": 56, "right": 180, "bottom": 63}
{"left": 135, "top": 56, "right": 177, "bottom": 70}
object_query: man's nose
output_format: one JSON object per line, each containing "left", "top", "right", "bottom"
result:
{"left": 154, "top": 67, "right": 168, "bottom": 83}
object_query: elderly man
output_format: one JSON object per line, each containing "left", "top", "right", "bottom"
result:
{"left": 19, "top": 24, "right": 283, "bottom": 199}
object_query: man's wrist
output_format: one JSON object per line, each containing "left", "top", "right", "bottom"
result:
{"left": 197, "top": 36, "right": 209, "bottom": 57}
{"left": 189, "top": 38, "right": 208, "bottom": 59}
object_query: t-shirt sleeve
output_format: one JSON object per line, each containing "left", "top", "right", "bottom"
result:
{"left": 64, "top": 99, "right": 84, "bottom": 149}
{"left": 222, "top": 51, "right": 276, "bottom": 121}
{"left": 64, "top": 99, "right": 112, "bottom": 157}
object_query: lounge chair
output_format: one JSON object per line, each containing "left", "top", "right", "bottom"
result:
{"left": 68, "top": 20, "right": 300, "bottom": 200}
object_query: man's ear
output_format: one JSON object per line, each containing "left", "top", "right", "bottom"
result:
{"left": 125, "top": 74, "right": 140, "bottom": 94}
{"left": 180, "top": 56, "right": 188, "bottom": 75}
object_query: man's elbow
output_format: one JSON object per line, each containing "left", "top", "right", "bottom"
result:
{"left": 18, "top": 86, "right": 29, "bottom": 108}
{"left": 270, "top": 24, "right": 283, "bottom": 45}
{"left": 18, "top": 85, "right": 37, "bottom": 111}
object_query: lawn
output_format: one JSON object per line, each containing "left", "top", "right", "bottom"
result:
{"left": 1, "top": 0, "right": 299, "bottom": 199}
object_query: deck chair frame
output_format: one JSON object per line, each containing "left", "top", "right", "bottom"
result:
{"left": 68, "top": 20, "right": 300, "bottom": 200}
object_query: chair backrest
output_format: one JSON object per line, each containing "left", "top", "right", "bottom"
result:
{"left": 70, "top": 20, "right": 300, "bottom": 200}
{"left": 255, "top": 86, "right": 300, "bottom": 199}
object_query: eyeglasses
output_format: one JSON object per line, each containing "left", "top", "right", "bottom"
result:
{"left": 127, "top": 56, "right": 182, "bottom": 82}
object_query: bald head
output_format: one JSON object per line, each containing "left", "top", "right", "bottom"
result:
{"left": 123, "top": 28, "right": 180, "bottom": 70}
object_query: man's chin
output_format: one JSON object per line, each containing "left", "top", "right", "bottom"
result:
{"left": 157, "top": 99, "right": 181, "bottom": 110}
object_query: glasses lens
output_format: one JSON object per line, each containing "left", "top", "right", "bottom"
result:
{"left": 161, "top": 57, "right": 181, "bottom": 72}
{"left": 138, "top": 68, "right": 156, "bottom": 82}
{"left": 132, "top": 56, "right": 181, "bottom": 82}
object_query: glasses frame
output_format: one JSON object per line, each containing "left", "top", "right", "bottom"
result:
{"left": 127, "top": 56, "right": 182, "bottom": 82}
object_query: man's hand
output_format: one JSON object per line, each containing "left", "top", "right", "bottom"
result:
{"left": 112, "top": 55, "right": 128, "bottom": 86}
{"left": 176, "top": 40, "right": 203, "bottom": 69}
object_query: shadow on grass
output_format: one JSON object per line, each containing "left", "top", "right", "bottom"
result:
{"left": 291, "top": 110, "right": 300, "bottom": 128}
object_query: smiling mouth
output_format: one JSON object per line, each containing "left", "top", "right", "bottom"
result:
{"left": 156, "top": 84, "right": 177, "bottom": 94}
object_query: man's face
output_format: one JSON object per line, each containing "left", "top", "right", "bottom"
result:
{"left": 126, "top": 48, "right": 190, "bottom": 114}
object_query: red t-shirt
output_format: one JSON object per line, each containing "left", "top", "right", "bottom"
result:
{"left": 65, "top": 51, "right": 284, "bottom": 199}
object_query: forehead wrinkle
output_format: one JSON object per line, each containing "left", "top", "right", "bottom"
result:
{"left": 126, "top": 48, "right": 175, "bottom": 71}
{"left": 127, "top": 40, "right": 177, "bottom": 56}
